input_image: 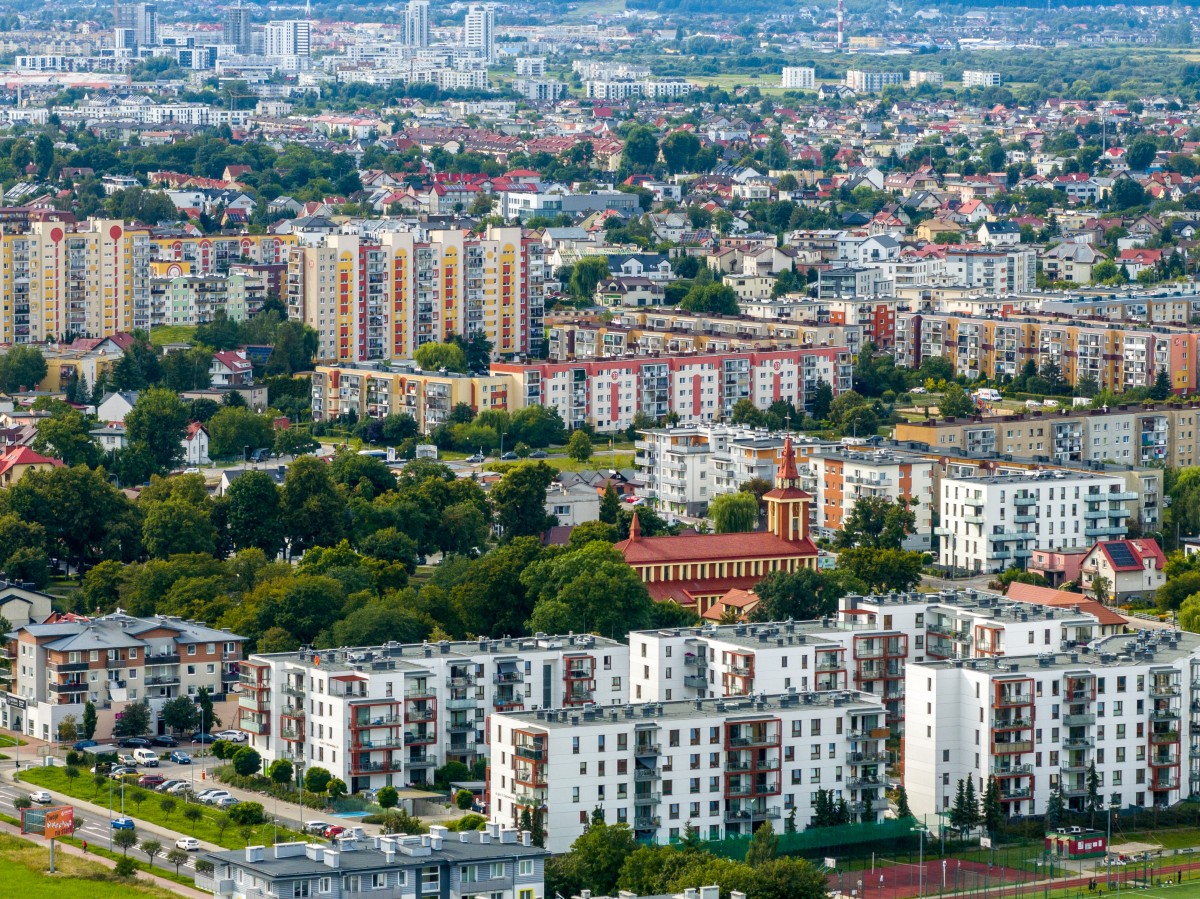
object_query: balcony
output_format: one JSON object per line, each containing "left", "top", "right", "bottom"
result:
{"left": 1063, "top": 713, "right": 1096, "bottom": 726}
{"left": 494, "top": 671, "right": 524, "bottom": 684}
{"left": 515, "top": 745, "right": 546, "bottom": 761}
{"left": 241, "top": 719, "right": 269, "bottom": 735}
{"left": 1000, "top": 788, "right": 1032, "bottom": 801}
{"left": 352, "top": 714, "right": 402, "bottom": 728}
{"left": 445, "top": 698, "right": 477, "bottom": 711}
{"left": 994, "top": 692, "right": 1033, "bottom": 707}
{"left": 446, "top": 675, "right": 476, "bottom": 688}
{"left": 993, "top": 740, "right": 1034, "bottom": 753}
{"left": 635, "top": 742, "right": 662, "bottom": 756}
{"left": 405, "top": 686, "right": 437, "bottom": 700}
{"left": 1064, "top": 737, "right": 1095, "bottom": 749}
{"left": 281, "top": 684, "right": 306, "bottom": 698}
{"left": 404, "top": 730, "right": 435, "bottom": 745}
{"left": 634, "top": 767, "right": 660, "bottom": 781}
{"left": 992, "top": 763, "right": 1033, "bottom": 776}
{"left": 684, "top": 675, "right": 707, "bottom": 689}
{"left": 1152, "top": 709, "right": 1181, "bottom": 722}
{"left": 446, "top": 721, "right": 476, "bottom": 734}
{"left": 725, "top": 807, "right": 781, "bottom": 822}
{"left": 729, "top": 734, "right": 778, "bottom": 749}
{"left": 634, "top": 816, "right": 661, "bottom": 830}
{"left": 684, "top": 653, "right": 707, "bottom": 669}
{"left": 1151, "top": 730, "right": 1181, "bottom": 744}
{"left": 405, "top": 708, "right": 436, "bottom": 722}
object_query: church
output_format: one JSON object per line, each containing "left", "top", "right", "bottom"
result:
{"left": 615, "top": 437, "right": 820, "bottom": 613}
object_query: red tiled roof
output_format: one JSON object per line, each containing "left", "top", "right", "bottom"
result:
{"left": 0, "top": 446, "right": 62, "bottom": 478}
{"left": 616, "top": 530, "right": 818, "bottom": 565}
{"left": 1005, "top": 582, "right": 1127, "bottom": 627}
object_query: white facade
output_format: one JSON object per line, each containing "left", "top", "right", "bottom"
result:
{"left": 781, "top": 67, "right": 815, "bottom": 90}
{"left": 489, "top": 691, "right": 889, "bottom": 853}
{"left": 264, "top": 20, "right": 312, "bottom": 58}
{"left": 405, "top": 0, "right": 430, "bottom": 48}
{"left": 962, "top": 70, "right": 1001, "bottom": 88}
{"left": 545, "top": 483, "right": 600, "bottom": 527}
{"left": 464, "top": 4, "right": 496, "bottom": 63}
{"left": 938, "top": 471, "right": 1131, "bottom": 575}
{"left": 905, "top": 629, "right": 1199, "bottom": 820}
{"left": 237, "top": 635, "right": 629, "bottom": 792}
{"left": 845, "top": 70, "right": 903, "bottom": 93}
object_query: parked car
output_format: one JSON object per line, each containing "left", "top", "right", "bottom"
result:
{"left": 212, "top": 796, "right": 240, "bottom": 809}
{"left": 166, "top": 782, "right": 194, "bottom": 796}
{"left": 109, "top": 767, "right": 138, "bottom": 779}
{"left": 215, "top": 730, "right": 247, "bottom": 743}
{"left": 156, "top": 780, "right": 185, "bottom": 793}
{"left": 90, "top": 763, "right": 112, "bottom": 775}
{"left": 910, "top": 386, "right": 927, "bottom": 394}
{"left": 169, "top": 750, "right": 192, "bottom": 764}
{"left": 137, "top": 774, "right": 166, "bottom": 789}
{"left": 29, "top": 790, "right": 52, "bottom": 804}
{"left": 195, "top": 789, "right": 226, "bottom": 802}
{"left": 200, "top": 791, "right": 233, "bottom": 805}
{"left": 117, "top": 737, "right": 151, "bottom": 749}
{"left": 500, "top": 451, "right": 518, "bottom": 461}
{"left": 528, "top": 450, "right": 548, "bottom": 459}
{"left": 304, "top": 821, "right": 330, "bottom": 835}
{"left": 466, "top": 453, "right": 485, "bottom": 463}
{"left": 250, "top": 448, "right": 271, "bottom": 463}
{"left": 72, "top": 740, "right": 98, "bottom": 751}
{"left": 175, "top": 837, "right": 201, "bottom": 851}
{"left": 116, "top": 754, "right": 140, "bottom": 767}
{"left": 150, "top": 735, "right": 179, "bottom": 748}
{"left": 190, "top": 732, "right": 216, "bottom": 744}
{"left": 323, "top": 825, "right": 346, "bottom": 839}
{"left": 111, "top": 817, "right": 135, "bottom": 830}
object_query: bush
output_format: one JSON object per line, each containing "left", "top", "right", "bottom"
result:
{"left": 375, "top": 809, "right": 427, "bottom": 835}
{"left": 232, "top": 746, "right": 262, "bottom": 777}
{"left": 377, "top": 785, "right": 399, "bottom": 810}
{"left": 114, "top": 856, "right": 139, "bottom": 878}
{"left": 454, "top": 789, "right": 475, "bottom": 810}
{"left": 228, "top": 801, "right": 266, "bottom": 826}
{"left": 211, "top": 740, "right": 235, "bottom": 760}
{"left": 447, "top": 813, "right": 486, "bottom": 832}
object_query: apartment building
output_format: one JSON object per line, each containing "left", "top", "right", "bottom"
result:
{"left": 287, "top": 227, "right": 545, "bottom": 364}
{"left": 197, "top": 826, "right": 546, "bottom": 899}
{"left": 936, "top": 247, "right": 1036, "bottom": 295}
{"left": 893, "top": 311, "right": 1200, "bottom": 394}
{"left": 2, "top": 612, "right": 245, "bottom": 743}
{"left": 236, "top": 634, "right": 629, "bottom": 793}
{"left": 804, "top": 447, "right": 935, "bottom": 551}
{"left": 495, "top": 348, "right": 853, "bottom": 432}
{"left": 895, "top": 401, "right": 1197, "bottom": 474}
{"left": 152, "top": 270, "right": 267, "bottom": 327}
{"left": 781, "top": 66, "right": 815, "bottom": 89}
{"left": 634, "top": 424, "right": 785, "bottom": 516}
{"left": 546, "top": 309, "right": 861, "bottom": 361}
{"left": 310, "top": 363, "right": 513, "bottom": 431}
{"left": 488, "top": 691, "right": 889, "bottom": 852}
{"left": 626, "top": 590, "right": 1100, "bottom": 731}
{"left": 938, "top": 470, "right": 1132, "bottom": 575}
{"left": 962, "top": 70, "right": 1001, "bottom": 87}
{"left": 845, "top": 70, "right": 903, "bottom": 93}
{"left": 149, "top": 232, "right": 294, "bottom": 276}
{"left": 0, "top": 219, "right": 152, "bottom": 342}
{"left": 905, "top": 629, "right": 1200, "bottom": 820}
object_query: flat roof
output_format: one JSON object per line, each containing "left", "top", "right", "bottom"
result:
{"left": 913, "top": 630, "right": 1199, "bottom": 674}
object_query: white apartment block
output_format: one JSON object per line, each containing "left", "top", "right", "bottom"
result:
{"left": 938, "top": 470, "right": 1132, "bottom": 574}
{"left": 962, "top": 70, "right": 1001, "bottom": 88}
{"left": 908, "top": 71, "right": 944, "bottom": 87}
{"left": 627, "top": 591, "right": 1099, "bottom": 732}
{"left": 514, "top": 57, "right": 546, "bottom": 77}
{"left": 781, "top": 67, "right": 815, "bottom": 90}
{"left": 237, "top": 635, "right": 629, "bottom": 793}
{"left": 845, "top": 70, "right": 903, "bottom": 93}
{"left": 264, "top": 20, "right": 312, "bottom": 59}
{"left": 464, "top": 4, "right": 496, "bottom": 63}
{"left": 905, "top": 629, "right": 1199, "bottom": 821}
{"left": 803, "top": 447, "right": 935, "bottom": 552}
{"left": 488, "top": 691, "right": 889, "bottom": 853}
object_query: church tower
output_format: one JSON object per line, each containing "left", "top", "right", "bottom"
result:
{"left": 764, "top": 437, "right": 811, "bottom": 544}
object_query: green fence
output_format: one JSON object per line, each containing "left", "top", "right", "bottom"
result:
{"left": 705, "top": 818, "right": 922, "bottom": 862}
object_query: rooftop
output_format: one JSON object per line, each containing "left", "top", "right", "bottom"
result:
{"left": 914, "top": 629, "right": 1198, "bottom": 674}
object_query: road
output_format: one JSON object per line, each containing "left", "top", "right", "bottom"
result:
{"left": 920, "top": 572, "right": 999, "bottom": 593}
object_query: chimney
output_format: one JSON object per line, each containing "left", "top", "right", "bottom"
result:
{"left": 245, "top": 845, "right": 265, "bottom": 863}
{"left": 521, "top": 830, "right": 531, "bottom": 847}
{"left": 324, "top": 849, "right": 340, "bottom": 869}
{"left": 700, "top": 887, "right": 719, "bottom": 899}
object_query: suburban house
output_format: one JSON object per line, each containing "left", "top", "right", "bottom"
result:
{"left": 0, "top": 446, "right": 62, "bottom": 487}
{"left": 1080, "top": 538, "right": 1167, "bottom": 604}
{"left": 183, "top": 422, "right": 211, "bottom": 466}
{"left": 95, "top": 390, "right": 139, "bottom": 423}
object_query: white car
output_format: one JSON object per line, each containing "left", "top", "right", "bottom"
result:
{"left": 29, "top": 790, "right": 52, "bottom": 804}
{"left": 215, "top": 730, "right": 247, "bottom": 743}
{"left": 175, "top": 837, "right": 201, "bottom": 851}
{"left": 910, "top": 386, "right": 927, "bottom": 394}
{"left": 201, "top": 791, "right": 234, "bottom": 805}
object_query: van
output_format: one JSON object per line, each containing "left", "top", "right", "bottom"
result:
{"left": 1025, "top": 400, "right": 1042, "bottom": 409}
{"left": 974, "top": 389, "right": 1002, "bottom": 403}
{"left": 132, "top": 748, "right": 159, "bottom": 767}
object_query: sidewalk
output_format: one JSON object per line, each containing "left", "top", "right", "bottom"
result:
{"left": 0, "top": 814, "right": 209, "bottom": 898}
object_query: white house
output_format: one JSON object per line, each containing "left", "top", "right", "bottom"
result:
{"left": 209, "top": 350, "right": 254, "bottom": 387}
{"left": 183, "top": 422, "right": 211, "bottom": 466}
{"left": 544, "top": 482, "right": 601, "bottom": 526}
{"left": 95, "top": 390, "right": 138, "bottom": 423}
{"left": 1080, "top": 538, "right": 1166, "bottom": 604}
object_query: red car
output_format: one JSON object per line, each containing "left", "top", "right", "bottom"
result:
{"left": 323, "top": 825, "right": 346, "bottom": 840}
{"left": 138, "top": 774, "right": 166, "bottom": 789}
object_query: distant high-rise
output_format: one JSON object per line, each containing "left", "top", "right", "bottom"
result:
{"left": 117, "top": 2, "right": 158, "bottom": 47}
{"left": 224, "top": 3, "right": 253, "bottom": 54}
{"left": 463, "top": 3, "right": 495, "bottom": 63}
{"left": 405, "top": 0, "right": 430, "bottom": 49}
{"left": 264, "top": 20, "right": 311, "bottom": 58}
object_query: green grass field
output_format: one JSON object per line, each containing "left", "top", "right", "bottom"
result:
{"left": 20, "top": 766, "right": 305, "bottom": 850}
{"left": 0, "top": 833, "right": 181, "bottom": 899}
{"left": 147, "top": 325, "right": 197, "bottom": 346}
{"left": 562, "top": 0, "right": 626, "bottom": 20}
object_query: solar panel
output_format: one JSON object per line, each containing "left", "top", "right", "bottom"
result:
{"left": 1105, "top": 542, "right": 1138, "bottom": 568}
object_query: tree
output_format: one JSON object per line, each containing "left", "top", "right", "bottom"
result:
{"left": 183, "top": 806, "right": 203, "bottom": 833}
{"left": 836, "top": 496, "right": 918, "bottom": 550}
{"left": 160, "top": 797, "right": 177, "bottom": 820}
{"left": 114, "top": 856, "right": 139, "bottom": 878}
{"left": 660, "top": 130, "right": 701, "bottom": 174}
{"left": 811, "top": 380, "right": 834, "bottom": 421}
{"left": 622, "top": 125, "right": 660, "bottom": 170}
{"left": 328, "top": 778, "right": 348, "bottom": 801}
{"left": 227, "top": 470, "right": 284, "bottom": 557}
{"left": 196, "top": 685, "right": 221, "bottom": 731}
{"left": 679, "top": 282, "right": 739, "bottom": 315}
{"left": 330, "top": 451, "right": 397, "bottom": 498}
{"left": 114, "top": 700, "right": 151, "bottom": 738}
{"left": 1045, "top": 782, "right": 1066, "bottom": 830}
{"left": 836, "top": 547, "right": 924, "bottom": 593}
{"left": 57, "top": 714, "right": 79, "bottom": 744}
{"left": 208, "top": 407, "right": 273, "bottom": 459}
{"left": 1125, "top": 138, "right": 1158, "bottom": 171}
{"left": 130, "top": 788, "right": 149, "bottom": 812}
{"left": 64, "top": 764, "right": 80, "bottom": 790}
{"left": 0, "top": 345, "right": 47, "bottom": 392}
{"left": 1090, "top": 574, "right": 1111, "bottom": 606}
{"left": 561, "top": 820, "right": 640, "bottom": 897}
{"left": 490, "top": 462, "right": 556, "bottom": 540}
{"left": 378, "top": 785, "right": 399, "bottom": 810}
{"left": 414, "top": 341, "right": 468, "bottom": 373}
{"left": 1110, "top": 178, "right": 1146, "bottom": 211}
{"left": 745, "top": 820, "right": 778, "bottom": 867}
{"left": 896, "top": 785, "right": 913, "bottom": 819}
{"left": 141, "top": 838, "right": 162, "bottom": 868}
{"left": 167, "top": 848, "right": 190, "bottom": 876}
{"left": 282, "top": 455, "right": 347, "bottom": 555}
{"left": 982, "top": 776, "right": 1003, "bottom": 836}
{"left": 268, "top": 758, "right": 294, "bottom": 786}
{"left": 1086, "top": 761, "right": 1103, "bottom": 827}
{"left": 454, "top": 789, "right": 474, "bottom": 810}
{"left": 124, "top": 387, "right": 189, "bottom": 475}
{"left": 565, "top": 430, "right": 594, "bottom": 463}
{"left": 569, "top": 256, "right": 611, "bottom": 301}
{"left": 709, "top": 492, "right": 759, "bottom": 533}
{"left": 114, "top": 828, "right": 138, "bottom": 856}
{"left": 938, "top": 383, "right": 977, "bottom": 418}
{"left": 82, "top": 700, "right": 97, "bottom": 739}
{"left": 142, "top": 497, "right": 217, "bottom": 559}
{"left": 750, "top": 567, "right": 866, "bottom": 622}
{"left": 304, "top": 766, "right": 333, "bottom": 794}
{"left": 599, "top": 485, "right": 621, "bottom": 524}
{"left": 32, "top": 406, "right": 102, "bottom": 468}
{"left": 523, "top": 541, "right": 655, "bottom": 637}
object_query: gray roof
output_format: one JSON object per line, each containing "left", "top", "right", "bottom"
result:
{"left": 17, "top": 611, "right": 245, "bottom": 652}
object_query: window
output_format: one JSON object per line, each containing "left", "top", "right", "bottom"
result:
{"left": 293, "top": 881, "right": 311, "bottom": 898}
{"left": 318, "top": 878, "right": 331, "bottom": 893}
{"left": 520, "top": 890, "right": 535, "bottom": 899}
{"left": 372, "top": 873, "right": 387, "bottom": 890}
{"left": 421, "top": 867, "right": 439, "bottom": 892}
{"left": 518, "top": 860, "right": 535, "bottom": 877}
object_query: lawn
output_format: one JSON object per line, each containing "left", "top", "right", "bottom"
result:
{"left": 562, "top": 0, "right": 626, "bottom": 20}
{"left": 147, "top": 325, "right": 197, "bottom": 346}
{"left": 20, "top": 766, "right": 306, "bottom": 850}
{"left": 0, "top": 832, "right": 181, "bottom": 899}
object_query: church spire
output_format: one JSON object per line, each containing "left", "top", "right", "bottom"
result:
{"left": 629, "top": 510, "right": 642, "bottom": 542}
{"left": 777, "top": 436, "right": 799, "bottom": 485}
